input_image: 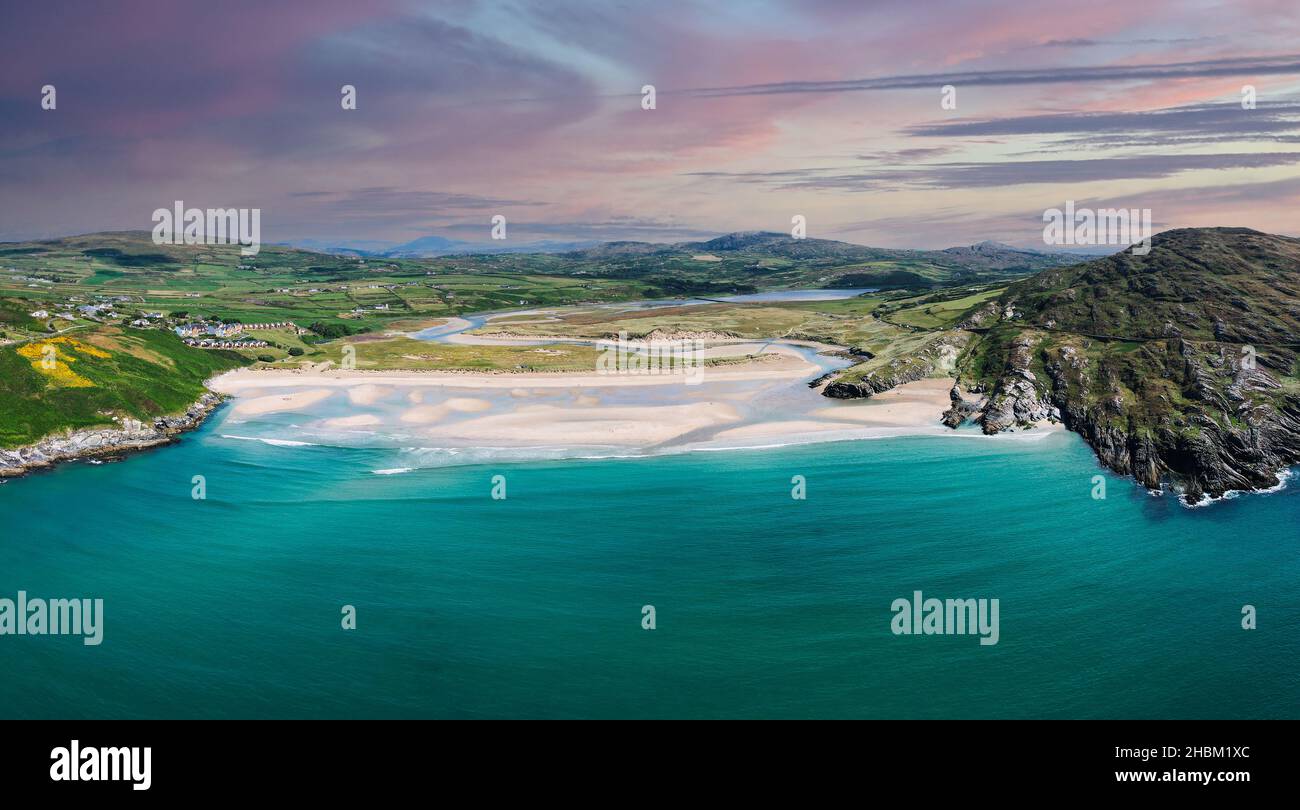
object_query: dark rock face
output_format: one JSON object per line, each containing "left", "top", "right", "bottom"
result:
{"left": 1035, "top": 340, "right": 1300, "bottom": 504}
{"left": 941, "top": 384, "right": 981, "bottom": 427}
{"left": 824, "top": 376, "right": 896, "bottom": 399}
{"left": 965, "top": 228, "right": 1300, "bottom": 505}
{"left": 979, "top": 335, "right": 1058, "bottom": 433}
{"left": 821, "top": 332, "right": 969, "bottom": 400}
{"left": 0, "top": 393, "right": 224, "bottom": 478}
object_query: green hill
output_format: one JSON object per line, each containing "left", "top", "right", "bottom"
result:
{"left": 956, "top": 228, "right": 1300, "bottom": 504}
{"left": 545, "top": 231, "right": 1079, "bottom": 290}
{"left": 0, "top": 324, "right": 248, "bottom": 449}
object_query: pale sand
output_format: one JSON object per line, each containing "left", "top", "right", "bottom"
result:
{"left": 347, "top": 384, "right": 393, "bottom": 406}
{"left": 400, "top": 405, "right": 449, "bottom": 424}
{"left": 231, "top": 388, "right": 335, "bottom": 416}
{"left": 709, "top": 377, "right": 959, "bottom": 443}
{"left": 322, "top": 414, "right": 383, "bottom": 428}
{"left": 696, "top": 342, "right": 777, "bottom": 358}
{"left": 814, "top": 377, "right": 954, "bottom": 427}
{"left": 208, "top": 349, "right": 817, "bottom": 393}
{"left": 395, "top": 397, "right": 492, "bottom": 424}
{"left": 421, "top": 402, "right": 742, "bottom": 446}
{"left": 444, "top": 397, "right": 492, "bottom": 413}
{"left": 711, "top": 420, "right": 871, "bottom": 440}
{"left": 431, "top": 317, "right": 472, "bottom": 333}
{"left": 212, "top": 366, "right": 1048, "bottom": 448}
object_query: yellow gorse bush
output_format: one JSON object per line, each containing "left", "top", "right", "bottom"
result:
{"left": 16, "top": 336, "right": 109, "bottom": 387}
{"left": 48, "top": 336, "right": 111, "bottom": 358}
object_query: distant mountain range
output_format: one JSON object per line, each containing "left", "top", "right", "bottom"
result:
{"left": 281, "top": 230, "right": 1095, "bottom": 266}
{"left": 280, "top": 236, "right": 603, "bottom": 257}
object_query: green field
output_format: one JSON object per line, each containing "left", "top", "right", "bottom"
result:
{"left": 312, "top": 335, "right": 602, "bottom": 373}
{"left": 0, "top": 233, "right": 659, "bottom": 335}
{"left": 0, "top": 326, "right": 248, "bottom": 448}
{"left": 0, "top": 230, "right": 1039, "bottom": 448}
{"left": 469, "top": 287, "right": 1000, "bottom": 356}
{"left": 878, "top": 286, "right": 1004, "bottom": 330}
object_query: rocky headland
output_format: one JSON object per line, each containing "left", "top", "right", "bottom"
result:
{"left": 0, "top": 392, "right": 225, "bottom": 478}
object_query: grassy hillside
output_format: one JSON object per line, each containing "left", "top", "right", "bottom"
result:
{"left": 0, "top": 230, "right": 1072, "bottom": 344}
{"left": 450, "top": 231, "right": 1079, "bottom": 290}
{"left": 990, "top": 227, "right": 1300, "bottom": 343}
{"left": 956, "top": 228, "right": 1300, "bottom": 503}
{"left": 0, "top": 229, "right": 1058, "bottom": 450}
{"left": 0, "top": 325, "right": 248, "bottom": 448}
{"left": 0, "top": 232, "right": 658, "bottom": 334}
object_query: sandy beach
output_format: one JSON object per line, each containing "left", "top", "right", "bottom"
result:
{"left": 814, "top": 377, "right": 955, "bottom": 427}
{"left": 231, "top": 388, "right": 336, "bottom": 416}
{"left": 212, "top": 355, "right": 978, "bottom": 442}
{"left": 208, "top": 347, "right": 820, "bottom": 393}
{"left": 422, "top": 402, "right": 744, "bottom": 445}
{"left": 201, "top": 335, "right": 1056, "bottom": 457}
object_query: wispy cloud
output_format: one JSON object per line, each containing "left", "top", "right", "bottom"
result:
{"left": 3, "top": 0, "right": 1300, "bottom": 246}
{"left": 907, "top": 102, "right": 1300, "bottom": 141}
{"left": 688, "top": 153, "right": 1300, "bottom": 191}
{"left": 677, "top": 55, "right": 1300, "bottom": 98}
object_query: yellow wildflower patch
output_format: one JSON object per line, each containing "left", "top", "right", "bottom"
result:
{"left": 46, "top": 336, "right": 111, "bottom": 358}
{"left": 15, "top": 337, "right": 106, "bottom": 387}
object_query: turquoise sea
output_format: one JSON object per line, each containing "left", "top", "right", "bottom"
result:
{"left": 1, "top": 412, "right": 1297, "bottom": 719}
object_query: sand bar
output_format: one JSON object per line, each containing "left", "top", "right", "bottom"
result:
{"left": 231, "top": 388, "right": 335, "bottom": 416}
{"left": 209, "top": 350, "right": 818, "bottom": 394}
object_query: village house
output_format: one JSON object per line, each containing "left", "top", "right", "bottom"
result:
{"left": 174, "top": 322, "right": 242, "bottom": 338}
{"left": 184, "top": 338, "right": 269, "bottom": 349}
{"left": 240, "top": 321, "right": 301, "bottom": 332}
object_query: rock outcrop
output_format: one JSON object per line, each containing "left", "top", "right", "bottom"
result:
{"left": 822, "top": 332, "right": 969, "bottom": 399}
{"left": 941, "top": 384, "right": 982, "bottom": 428}
{"left": 960, "top": 228, "right": 1300, "bottom": 504}
{"left": 979, "top": 334, "right": 1059, "bottom": 433}
{"left": 1035, "top": 339, "right": 1300, "bottom": 503}
{"left": 0, "top": 393, "right": 224, "bottom": 478}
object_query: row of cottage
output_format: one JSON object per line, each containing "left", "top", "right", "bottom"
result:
{"left": 173, "top": 321, "right": 302, "bottom": 338}
{"left": 182, "top": 338, "right": 270, "bottom": 349}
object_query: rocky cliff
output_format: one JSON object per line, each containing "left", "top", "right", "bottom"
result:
{"left": 0, "top": 393, "right": 225, "bottom": 477}
{"left": 955, "top": 228, "right": 1300, "bottom": 504}
{"left": 822, "top": 331, "right": 969, "bottom": 398}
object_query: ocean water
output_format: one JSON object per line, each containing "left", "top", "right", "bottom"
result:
{"left": 1, "top": 411, "right": 1297, "bottom": 719}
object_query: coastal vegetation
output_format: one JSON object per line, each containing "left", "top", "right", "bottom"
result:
{"left": 954, "top": 228, "right": 1300, "bottom": 503}
{"left": 0, "top": 326, "right": 246, "bottom": 448}
{"left": 6, "top": 226, "right": 1300, "bottom": 503}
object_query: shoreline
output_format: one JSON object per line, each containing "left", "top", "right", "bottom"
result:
{"left": 208, "top": 348, "right": 822, "bottom": 393}
{"left": 0, "top": 393, "right": 226, "bottom": 479}
{"left": 210, "top": 366, "right": 994, "bottom": 448}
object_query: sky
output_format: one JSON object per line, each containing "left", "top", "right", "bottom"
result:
{"left": 2, "top": 0, "right": 1300, "bottom": 249}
